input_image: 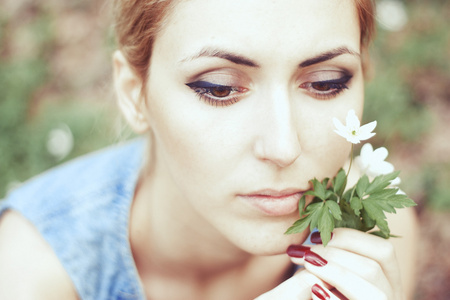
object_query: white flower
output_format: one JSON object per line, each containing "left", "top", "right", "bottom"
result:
{"left": 333, "top": 110, "right": 377, "bottom": 144}
{"left": 356, "top": 144, "right": 407, "bottom": 195}
{"left": 355, "top": 143, "right": 394, "bottom": 178}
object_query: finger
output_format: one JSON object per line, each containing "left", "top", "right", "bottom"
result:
{"left": 307, "top": 245, "right": 391, "bottom": 292}
{"left": 304, "top": 251, "right": 389, "bottom": 300}
{"left": 288, "top": 244, "right": 389, "bottom": 293}
{"left": 318, "top": 228, "right": 401, "bottom": 290}
{"left": 311, "top": 284, "right": 341, "bottom": 300}
{"left": 254, "top": 270, "right": 323, "bottom": 300}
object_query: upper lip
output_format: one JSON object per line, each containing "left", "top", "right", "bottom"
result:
{"left": 239, "top": 188, "right": 306, "bottom": 198}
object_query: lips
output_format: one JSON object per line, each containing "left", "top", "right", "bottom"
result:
{"left": 238, "top": 189, "right": 303, "bottom": 216}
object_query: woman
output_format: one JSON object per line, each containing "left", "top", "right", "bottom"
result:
{"left": 0, "top": 0, "right": 418, "bottom": 299}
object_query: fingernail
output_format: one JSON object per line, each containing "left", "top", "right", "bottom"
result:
{"left": 286, "top": 245, "right": 311, "bottom": 258}
{"left": 312, "top": 284, "right": 331, "bottom": 300}
{"left": 305, "top": 251, "right": 327, "bottom": 266}
{"left": 310, "top": 232, "right": 333, "bottom": 244}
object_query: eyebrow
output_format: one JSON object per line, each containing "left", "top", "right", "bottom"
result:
{"left": 299, "top": 47, "right": 360, "bottom": 68}
{"left": 181, "top": 48, "right": 260, "bottom": 67}
{"left": 181, "top": 46, "right": 359, "bottom": 68}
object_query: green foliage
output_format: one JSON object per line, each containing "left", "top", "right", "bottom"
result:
{"left": 285, "top": 169, "right": 417, "bottom": 246}
{"left": 0, "top": 5, "right": 117, "bottom": 198}
{"left": 363, "top": 2, "right": 450, "bottom": 211}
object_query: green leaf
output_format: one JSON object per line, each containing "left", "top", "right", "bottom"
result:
{"left": 298, "top": 195, "right": 307, "bottom": 216}
{"left": 333, "top": 168, "right": 347, "bottom": 196}
{"left": 336, "top": 210, "right": 364, "bottom": 230}
{"left": 305, "top": 202, "right": 322, "bottom": 213}
{"left": 285, "top": 214, "right": 312, "bottom": 234}
{"left": 318, "top": 206, "right": 335, "bottom": 246}
{"left": 309, "top": 203, "right": 324, "bottom": 231}
{"left": 364, "top": 192, "right": 417, "bottom": 215}
{"left": 366, "top": 171, "right": 400, "bottom": 194}
{"left": 368, "top": 188, "right": 398, "bottom": 199}
{"left": 350, "top": 197, "right": 363, "bottom": 215}
{"left": 325, "top": 190, "right": 335, "bottom": 200}
{"left": 370, "top": 230, "right": 390, "bottom": 239}
{"left": 362, "top": 200, "right": 387, "bottom": 222}
{"left": 342, "top": 189, "right": 353, "bottom": 203}
{"left": 380, "top": 193, "right": 417, "bottom": 209}
{"left": 356, "top": 175, "right": 370, "bottom": 198}
{"left": 326, "top": 200, "right": 342, "bottom": 221}
{"left": 376, "top": 218, "right": 390, "bottom": 237}
{"left": 311, "top": 178, "right": 327, "bottom": 200}
{"left": 361, "top": 209, "right": 376, "bottom": 231}
{"left": 361, "top": 200, "right": 390, "bottom": 237}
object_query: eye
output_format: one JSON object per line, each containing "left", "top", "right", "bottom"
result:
{"left": 311, "top": 81, "right": 335, "bottom": 91}
{"left": 186, "top": 81, "right": 248, "bottom": 107}
{"left": 300, "top": 74, "right": 352, "bottom": 100}
{"left": 209, "top": 85, "right": 232, "bottom": 97}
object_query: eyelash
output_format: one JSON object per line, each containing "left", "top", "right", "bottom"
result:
{"left": 186, "top": 74, "right": 352, "bottom": 106}
{"left": 186, "top": 81, "right": 247, "bottom": 107}
{"left": 299, "top": 75, "right": 352, "bottom": 100}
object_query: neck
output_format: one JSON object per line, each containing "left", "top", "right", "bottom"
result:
{"left": 131, "top": 159, "right": 253, "bottom": 276}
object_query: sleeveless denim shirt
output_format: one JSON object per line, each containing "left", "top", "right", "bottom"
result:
{"left": 0, "top": 139, "right": 147, "bottom": 300}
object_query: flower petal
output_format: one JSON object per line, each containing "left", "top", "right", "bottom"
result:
{"left": 360, "top": 143, "right": 374, "bottom": 158}
{"left": 370, "top": 161, "right": 394, "bottom": 176}
{"left": 358, "top": 132, "right": 376, "bottom": 141}
{"left": 346, "top": 109, "right": 360, "bottom": 129}
{"left": 347, "top": 135, "right": 361, "bottom": 144}
{"left": 333, "top": 117, "right": 347, "bottom": 132}
{"left": 355, "top": 156, "right": 369, "bottom": 172}
{"left": 372, "top": 146, "right": 389, "bottom": 162}
{"left": 391, "top": 177, "right": 402, "bottom": 186}
{"left": 360, "top": 120, "right": 377, "bottom": 136}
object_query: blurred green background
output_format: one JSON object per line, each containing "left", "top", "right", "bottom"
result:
{"left": 0, "top": 0, "right": 449, "bottom": 299}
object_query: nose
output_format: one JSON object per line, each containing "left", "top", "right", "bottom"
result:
{"left": 253, "top": 87, "right": 301, "bottom": 168}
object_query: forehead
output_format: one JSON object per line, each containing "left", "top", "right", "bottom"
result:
{"left": 154, "top": 0, "right": 360, "bottom": 64}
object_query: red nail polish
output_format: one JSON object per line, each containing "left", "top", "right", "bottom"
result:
{"left": 305, "top": 251, "right": 327, "bottom": 266}
{"left": 286, "top": 245, "right": 311, "bottom": 258}
{"left": 312, "top": 284, "right": 331, "bottom": 300}
{"left": 310, "top": 232, "right": 333, "bottom": 244}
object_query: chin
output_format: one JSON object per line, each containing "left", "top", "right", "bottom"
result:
{"left": 230, "top": 222, "right": 311, "bottom": 256}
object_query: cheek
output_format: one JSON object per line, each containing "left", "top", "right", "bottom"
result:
{"left": 298, "top": 92, "right": 363, "bottom": 177}
{"left": 146, "top": 92, "right": 241, "bottom": 199}
{"left": 304, "top": 123, "right": 351, "bottom": 179}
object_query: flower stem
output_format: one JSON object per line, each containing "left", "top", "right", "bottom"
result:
{"left": 347, "top": 144, "right": 354, "bottom": 177}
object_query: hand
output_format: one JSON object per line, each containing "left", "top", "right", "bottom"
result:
{"left": 256, "top": 228, "right": 404, "bottom": 300}
{"left": 254, "top": 268, "right": 329, "bottom": 300}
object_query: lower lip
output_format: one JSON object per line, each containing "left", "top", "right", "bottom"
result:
{"left": 239, "top": 193, "right": 302, "bottom": 216}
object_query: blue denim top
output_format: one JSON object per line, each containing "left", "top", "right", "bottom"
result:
{"left": 0, "top": 139, "right": 147, "bottom": 300}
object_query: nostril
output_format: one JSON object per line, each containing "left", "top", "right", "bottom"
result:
{"left": 253, "top": 133, "right": 301, "bottom": 168}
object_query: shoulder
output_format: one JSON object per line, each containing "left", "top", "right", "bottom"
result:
{"left": 8, "top": 138, "right": 146, "bottom": 201}
{"left": 0, "top": 210, "right": 79, "bottom": 300}
{"left": 0, "top": 139, "right": 147, "bottom": 300}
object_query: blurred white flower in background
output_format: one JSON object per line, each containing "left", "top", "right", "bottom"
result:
{"left": 376, "top": 0, "right": 408, "bottom": 32}
{"left": 46, "top": 123, "right": 74, "bottom": 161}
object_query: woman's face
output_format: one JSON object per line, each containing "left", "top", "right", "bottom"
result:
{"left": 143, "top": 0, "right": 363, "bottom": 254}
